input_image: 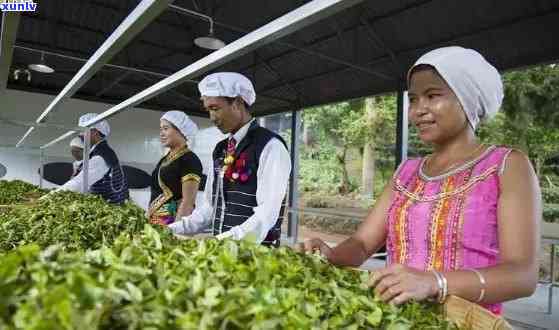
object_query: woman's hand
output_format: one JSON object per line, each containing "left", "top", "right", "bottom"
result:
{"left": 295, "top": 238, "right": 333, "bottom": 260}
{"left": 368, "top": 264, "right": 439, "bottom": 305}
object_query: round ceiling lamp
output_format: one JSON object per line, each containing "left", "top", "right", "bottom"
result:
{"left": 28, "top": 52, "right": 55, "bottom": 74}
{"left": 195, "top": 23, "right": 226, "bottom": 50}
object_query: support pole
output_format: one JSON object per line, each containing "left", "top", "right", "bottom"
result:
{"left": 82, "top": 129, "right": 91, "bottom": 193}
{"left": 395, "top": 89, "right": 408, "bottom": 167}
{"left": 39, "top": 150, "right": 44, "bottom": 188}
{"left": 288, "top": 110, "right": 301, "bottom": 245}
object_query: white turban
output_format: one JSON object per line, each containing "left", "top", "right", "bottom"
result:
{"left": 161, "top": 111, "right": 198, "bottom": 142}
{"left": 408, "top": 46, "right": 503, "bottom": 130}
{"left": 198, "top": 72, "right": 256, "bottom": 106}
{"left": 69, "top": 136, "right": 83, "bottom": 148}
{"left": 78, "top": 113, "right": 111, "bottom": 137}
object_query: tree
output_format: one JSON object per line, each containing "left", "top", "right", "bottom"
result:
{"left": 302, "top": 95, "right": 396, "bottom": 195}
{"left": 478, "top": 65, "right": 559, "bottom": 176}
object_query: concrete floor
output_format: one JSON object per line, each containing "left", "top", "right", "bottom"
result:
{"left": 504, "top": 285, "right": 558, "bottom": 330}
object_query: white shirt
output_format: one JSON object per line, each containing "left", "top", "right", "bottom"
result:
{"left": 169, "top": 119, "right": 292, "bottom": 244}
{"left": 72, "top": 160, "right": 83, "bottom": 175}
{"left": 57, "top": 143, "right": 110, "bottom": 193}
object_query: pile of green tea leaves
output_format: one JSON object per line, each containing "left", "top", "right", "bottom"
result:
{"left": 0, "top": 182, "right": 146, "bottom": 251}
{"left": 0, "top": 180, "right": 457, "bottom": 329}
{"left": 0, "top": 226, "right": 456, "bottom": 330}
{"left": 0, "top": 179, "right": 48, "bottom": 204}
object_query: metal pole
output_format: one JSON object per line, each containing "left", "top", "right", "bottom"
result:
{"left": 82, "top": 129, "right": 91, "bottom": 193}
{"left": 549, "top": 243, "right": 556, "bottom": 314}
{"left": 288, "top": 110, "right": 301, "bottom": 245}
{"left": 395, "top": 89, "right": 408, "bottom": 167}
{"left": 39, "top": 150, "right": 44, "bottom": 188}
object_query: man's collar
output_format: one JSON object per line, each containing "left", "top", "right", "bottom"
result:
{"left": 229, "top": 119, "right": 255, "bottom": 145}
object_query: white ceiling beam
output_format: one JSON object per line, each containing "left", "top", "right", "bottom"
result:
{"left": 83, "top": 0, "right": 366, "bottom": 127}
{"left": 36, "top": 0, "right": 175, "bottom": 123}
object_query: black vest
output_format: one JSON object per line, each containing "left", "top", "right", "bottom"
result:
{"left": 89, "top": 141, "right": 129, "bottom": 204}
{"left": 212, "top": 122, "right": 288, "bottom": 247}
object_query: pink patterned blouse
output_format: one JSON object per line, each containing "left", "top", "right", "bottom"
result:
{"left": 386, "top": 145, "right": 512, "bottom": 315}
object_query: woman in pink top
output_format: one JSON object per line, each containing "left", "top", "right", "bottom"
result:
{"left": 300, "top": 46, "right": 541, "bottom": 314}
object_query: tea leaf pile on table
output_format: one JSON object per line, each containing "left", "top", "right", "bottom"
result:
{"left": 0, "top": 180, "right": 457, "bottom": 329}
{"left": 0, "top": 189, "right": 146, "bottom": 251}
{"left": 0, "top": 180, "right": 47, "bottom": 204}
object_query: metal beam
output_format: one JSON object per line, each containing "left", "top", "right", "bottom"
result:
{"left": 83, "top": 0, "right": 366, "bottom": 127}
{"left": 35, "top": 0, "right": 175, "bottom": 124}
{"left": 40, "top": 130, "right": 77, "bottom": 149}
{"left": 254, "top": 51, "right": 302, "bottom": 106}
{"left": 95, "top": 72, "right": 133, "bottom": 97}
{"left": 6, "top": 81, "right": 208, "bottom": 117}
{"left": 0, "top": 12, "right": 21, "bottom": 92}
{"left": 26, "top": 15, "right": 197, "bottom": 64}
{"left": 0, "top": 116, "right": 82, "bottom": 131}
{"left": 171, "top": 4, "right": 390, "bottom": 81}
{"left": 14, "top": 45, "right": 202, "bottom": 86}
{"left": 136, "top": 73, "right": 201, "bottom": 107}
{"left": 15, "top": 127, "right": 34, "bottom": 148}
{"left": 360, "top": 15, "right": 403, "bottom": 76}
{"left": 260, "top": 7, "right": 559, "bottom": 114}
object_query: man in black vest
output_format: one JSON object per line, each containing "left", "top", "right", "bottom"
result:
{"left": 169, "top": 72, "right": 291, "bottom": 247}
{"left": 53, "top": 113, "right": 129, "bottom": 204}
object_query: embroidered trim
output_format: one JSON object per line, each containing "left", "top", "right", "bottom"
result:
{"left": 163, "top": 146, "right": 189, "bottom": 165}
{"left": 419, "top": 145, "right": 496, "bottom": 181}
{"left": 394, "top": 180, "right": 425, "bottom": 264}
{"left": 148, "top": 147, "right": 190, "bottom": 218}
{"left": 181, "top": 173, "right": 201, "bottom": 183}
{"left": 394, "top": 165, "right": 498, "bottom": 202}
{"left": 426, "top": 176, "right": 453, "bottom": 271}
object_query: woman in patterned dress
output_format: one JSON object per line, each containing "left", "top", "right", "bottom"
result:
{"left": 299, "top": 47, "right": 541, "bottom": 314}
{"left": 148, "top": 111, "right": 203, "bottom": 225}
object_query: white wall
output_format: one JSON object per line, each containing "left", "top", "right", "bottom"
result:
{"left": 0, "top": 89, "right": 226, "bottom": 209}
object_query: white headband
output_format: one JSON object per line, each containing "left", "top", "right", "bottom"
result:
{"left": 408, "top": 46, "right": 504, "bottom": 130}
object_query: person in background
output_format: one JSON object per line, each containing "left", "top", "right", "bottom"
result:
{"left": 299, "top": 46, "right": 540, "bottom": 315}
{"left": 148, "top": 111, "right": 203, "bottom": 225}
{"left": 169, "top": 72, "right": 292, "bottom": 247}
{"left": 53, "top": 113, "right": 129, "bottom": 204}
{"left": 69, "top": 136, "right": 83, "bottom": 178}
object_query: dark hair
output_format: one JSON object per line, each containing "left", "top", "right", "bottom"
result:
{"left": 166, "top": 122, "right": 187, "bottom": 140}
{"left": 407, "top": 64, "right": 441, "bottom": 89}
{"left": 224, "top": 96, "right": 250, "bottom": 111}
{"left": 80, "top": 129, "right": 105, "bottom": 140}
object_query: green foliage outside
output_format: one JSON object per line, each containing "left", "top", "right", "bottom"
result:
{"left": 298, "top": 64, "right": 559, "bottom": 223}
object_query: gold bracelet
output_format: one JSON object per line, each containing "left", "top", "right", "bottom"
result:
{"left": 468, "top": 268, "right": 486, "bottom": 303}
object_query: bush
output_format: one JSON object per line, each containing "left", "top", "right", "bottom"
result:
{"left": 542, "top": 186, "right": 559, "bottom": 204}
{"left": 543, "top": 203, "right": 559, "bottom": 223}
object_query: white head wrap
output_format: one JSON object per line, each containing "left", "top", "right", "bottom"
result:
{"left": 78, "top": 113, "right": 111, "bottom": 137}
{"left": 161, "top": 111, "right": 198, "bottom": 143}
{"left": 198, "top": 72, "right": 256, "bottom": 106}
{"left": 408, "top": 46, "right": 503, "bottom": 130}
{"left": 69, "top": 136, "right": 84, "bottom": 148}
